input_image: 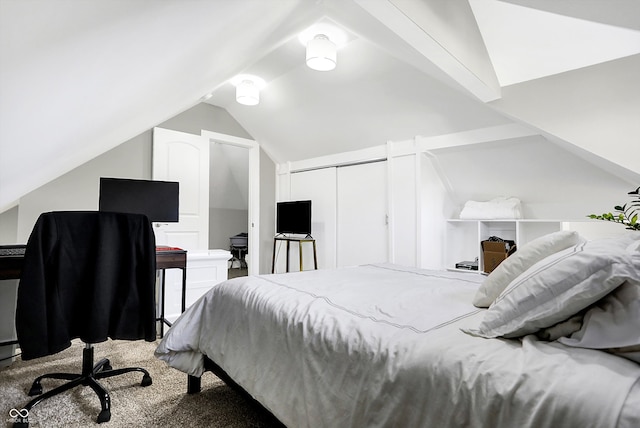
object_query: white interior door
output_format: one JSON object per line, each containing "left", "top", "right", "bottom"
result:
{"left": 337, "top": 161, "right": 388, "bottom": 267}
{"left": 152, "top": 127, "right": 209, "bottom": 251}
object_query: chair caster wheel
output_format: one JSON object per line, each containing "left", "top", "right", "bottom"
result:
{"left": 97, "top": 409, "right": 111, "bottom": 423}
{"left": 141, "top": 374, "right": 152, "bottom": 387}
{"left": 28, "top": 383, "right": 42, "bottom": 396}
{"left": 102, "top": 362, "right": 112, "bottom": 372}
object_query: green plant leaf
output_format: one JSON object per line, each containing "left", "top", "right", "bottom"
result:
{"left": 586, "top": 186, "right": 640, "bottom": 232}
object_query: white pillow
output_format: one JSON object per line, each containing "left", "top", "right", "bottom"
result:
{"left": 465, "top": 237, "right": 640, "bottom": 339}
{"left": 558, "top": 281, "right": 640, "bottom": 349}
{"left": 472, "top": 231, "right": 584, "bottom": 308}
{"left": 625, "top": 235, "right": 640, "bottom": 253}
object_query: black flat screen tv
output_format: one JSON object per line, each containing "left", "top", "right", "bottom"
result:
{"left": 276, "top": 200, "right": 312, "bottom": 235}
{"left": 99, "top": 177, "right": 179, "bottom": 222}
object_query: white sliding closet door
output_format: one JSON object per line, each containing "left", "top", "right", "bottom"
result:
{"left": 290, "top": 167, "right": 337, "bottom": 270}
{"left": 337, "top": 161, "right": 388, "bottom": 267}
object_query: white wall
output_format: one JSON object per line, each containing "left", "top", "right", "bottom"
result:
{"left": 209, "top": 207, "right": 248, "bottom": 250}
{"left": 259, "top": 148, "right": 276, "bottom": 275}
{"left": 425, "top": 134, "right": 636, "bottom": 219}
{"left": 389, "top": 155, "right": 417, "bottom": 267}
{"left": 209, "top": 142, "right": 249, "bottom": 251}
{"left": 16, "top": 134, "right": 152, "bottom": 242}
{"left": 419, "top": 153, "right": 454, "bottom": 269}
{"left": 278, "top": 125, "right": 638, "bottom": 270}
{"left": 6, "top": 103, "right": 267, "bottom": 246}
{"left": 490, "top": 54, "right": 640, "bottom": 175}
{"left": 0, "top": 206, "right": 18, "bottom": 244}
{"left": 277, "top": 167, "right": 337, "bottom": 272}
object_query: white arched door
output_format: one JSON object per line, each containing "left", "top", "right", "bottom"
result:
{"left": 152, "top": 127, "right": 210, "bottom": 251}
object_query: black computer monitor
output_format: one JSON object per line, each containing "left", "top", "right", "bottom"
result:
{"left": 99, "top": 177, "right": 179, "bottom": 222}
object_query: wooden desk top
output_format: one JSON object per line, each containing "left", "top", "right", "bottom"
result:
{"left": 0, "top": 245, "right": 186, "bottom": 280}
{"left": 155, "top": 248, "right": 187, "bottom": 269}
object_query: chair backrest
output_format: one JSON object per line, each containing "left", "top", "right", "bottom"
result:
{"left": 16, "top": 211, "right": 157, "bottom": 360}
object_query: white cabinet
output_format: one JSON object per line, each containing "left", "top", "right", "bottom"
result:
{"left": 445, "top": 219, "right": 564, "bottom": 274}
{"left": 162, "top": 249, "right": 231, "bottom": 322}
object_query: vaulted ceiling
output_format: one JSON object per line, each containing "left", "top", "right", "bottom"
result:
{"left": 1, "top": 0, "right": 639, "bottom": 212}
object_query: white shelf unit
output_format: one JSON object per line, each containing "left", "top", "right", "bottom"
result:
{"left": 445, "top": 219, "right": 566, "bottom": 274}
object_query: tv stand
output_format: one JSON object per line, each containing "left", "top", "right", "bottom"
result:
{"left": 271, "top": 235, "right": 318, "bottom": 273}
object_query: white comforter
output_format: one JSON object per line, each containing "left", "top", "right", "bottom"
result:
{"left": 155, "top": 264, "right": 640, "bottom": 428}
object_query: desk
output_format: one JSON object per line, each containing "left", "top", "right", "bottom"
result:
{"left": 271, "top": 235, "right": 317, "bottom": 273}
{"left": 0, "top": 246, "right": 25, "bottom": 350}
{"left": 155, "top": 248, "right": 187, "bottom": 337}
{"left": 0, "top": 245, "right": 187, "bottom": 346}
{"left": 0, "top": 245, "right": 26, "bottom": 280}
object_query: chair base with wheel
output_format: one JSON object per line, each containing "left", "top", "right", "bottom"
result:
{"left": 13, "top": 343, "right": 152, "bottom": 427}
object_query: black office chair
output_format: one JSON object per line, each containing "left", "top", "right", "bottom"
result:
{"left": 229, "top": 232, "right": 248, "bottom": 269}
{"left": 13, "top": 211, "right": 157, "bottom": 427}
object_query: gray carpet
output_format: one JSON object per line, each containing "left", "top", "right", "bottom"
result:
{"left": 0, "top": 339, "right": 282, "bottom": 427}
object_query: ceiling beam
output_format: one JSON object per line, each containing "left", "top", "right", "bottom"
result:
{"left": 356, "top": 0, "right": 501, "bottom": 102}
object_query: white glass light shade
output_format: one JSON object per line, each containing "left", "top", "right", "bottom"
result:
{"left": 306, "top": 34, "right": 336, "bottom": 71}
{"left": 236, "top": 80, "right": 259, "bottom": 105}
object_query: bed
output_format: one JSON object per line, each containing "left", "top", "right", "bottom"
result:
{"left": 155, "top": 232, "right": 640, "bottom": 427}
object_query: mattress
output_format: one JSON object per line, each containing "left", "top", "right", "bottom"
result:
{"left": 156, "top": 263, "right": 640, "bottom": 427}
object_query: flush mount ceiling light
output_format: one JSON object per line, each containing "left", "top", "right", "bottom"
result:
{"left": 236, "top": 80, "right": 259, "bottom": 105}
{"left": 299, "top": 23, "right": 347, "bottom": 72}
{"left": 306, "top": 34, "right": 336, "bottom": 71}
{"left": 230, "top": 75, "right": 266, "bottom": 106}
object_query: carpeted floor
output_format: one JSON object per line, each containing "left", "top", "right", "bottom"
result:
{"left": 228, "top": 267, "right": 248, "bottom": 279}
{"left": 0, "top": 339, "right": 282, "bottom": 427}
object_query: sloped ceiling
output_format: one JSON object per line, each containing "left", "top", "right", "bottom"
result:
{"left": 1, "top": 0, "right": 639, "bottom": 213}
{"left": 470, "top": 0, "right": 640, "bottom": 86}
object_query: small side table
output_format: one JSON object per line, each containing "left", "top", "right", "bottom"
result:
{"left": 155, "top": 247, "right": 187, "bottom": 337}
{"left": 271, "top": 235, "right": 317, "bottom": 273}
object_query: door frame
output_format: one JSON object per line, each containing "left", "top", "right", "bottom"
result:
{"left": 202, "top": 130, "right": 260, "bottom": 276}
